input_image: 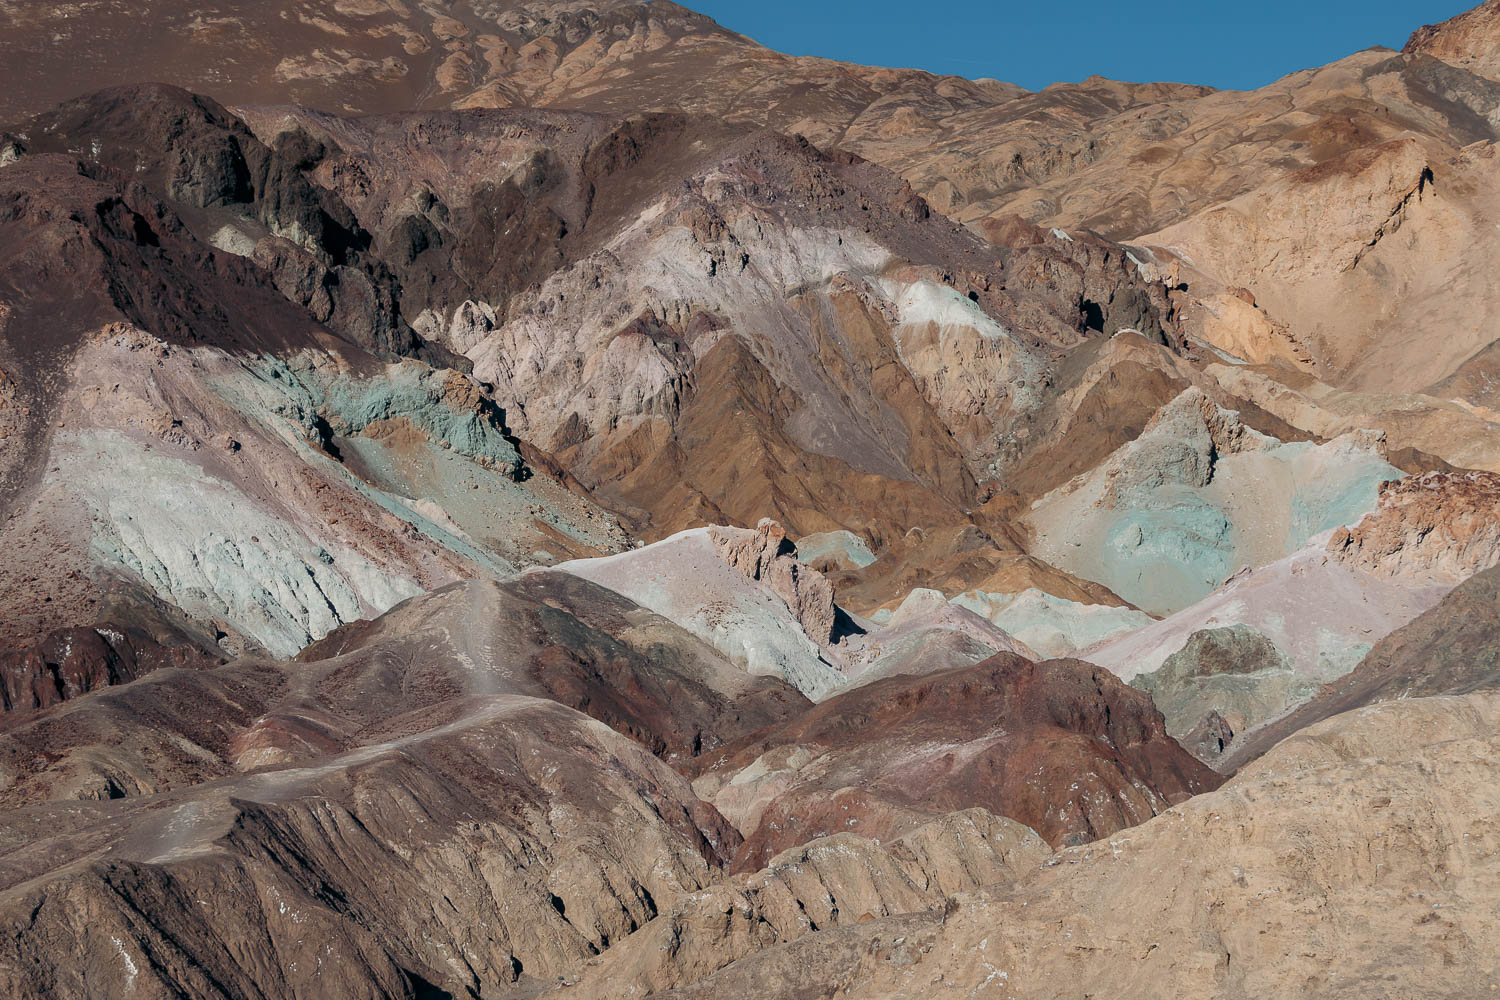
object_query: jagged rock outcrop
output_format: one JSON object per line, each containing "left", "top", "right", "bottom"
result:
{"left": 1181, "top": 709, "right": 1236, "bottom": 762}
{"left": 3, "top": 84, "right": 448, "bottom": 363}
{"left": 1327, "top": 471, "right": 1500, "bottom": 582}
{"left": 1405, "top": 0, "right": 1500, "bottom": 81}
{"left": 710, "top": 519, "right": 837, "bottom": 645}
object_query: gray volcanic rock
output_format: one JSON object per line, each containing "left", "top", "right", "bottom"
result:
{"left": 1181, "top": 709, "right": 1236, "bottom": 762}
{"left": 4, "top": 84, "right": 448, "bottom": 364}
{"left": 1130, "top": 625, "right": 1307, "bottom": 750}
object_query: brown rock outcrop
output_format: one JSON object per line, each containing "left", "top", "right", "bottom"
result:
{"left": 710, "top": 519, "right": 837, "bottom": 644}
{"left": 0, "top": 698, "right": 738, "bottom": 999}
{"left": 1327, "top": 471, "right": 1500, "bottom": 582}
{"left": 0, "top": 570, "right": 818, "bottom": 996}
{"left": 0, "top": 624, "right": 220, "bottom": 713}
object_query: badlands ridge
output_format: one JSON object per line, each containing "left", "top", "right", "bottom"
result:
{"left": 2, "top": 0, "right": 1500, "bottom": 996}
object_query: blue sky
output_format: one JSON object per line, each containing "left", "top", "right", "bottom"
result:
{"left": 684, "top": 1, "right": 1480, "bottom": 91}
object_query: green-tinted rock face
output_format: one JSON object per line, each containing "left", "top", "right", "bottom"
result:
{"left": 1026, "top": 388, "right": 1402, "bottom": 616}
{"left": 240, "top": 354, "right": 523, "bottom": 477}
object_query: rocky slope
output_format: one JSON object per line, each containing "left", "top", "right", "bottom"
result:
{"left": 688, "top": 653, "right": 1220, "bottom": 872}
{"left": 1086, "top": 470, "right": 1500, "bottom": 769}
{"left": 1220, "top": 562, "right": 1500, "bottom": 771}
{"left": 1025, "top": 387, "right": 1401, "bottom": 615}
{"left": 580, "top": 692, "right": 1500, "bottom": 999}
{"left": 4, "top": 2, "right": 1500, "bottom": 997}
{"left": 0, "top": 570, "right": 1209, "bottom": 998}
{"left": 0, "top": 85, "right": 633, "bottom": 658}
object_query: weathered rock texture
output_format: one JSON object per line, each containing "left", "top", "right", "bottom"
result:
{"left": 557, "top": 809, "right": 1050, "bottom": 999}
{"left": 1026, "top": 388, "right": 1401, "bottom": 614}
{"left": 689, "top": 653, "right": 1221, "bottom": 872}
{"left": 1327, "top": 471, "right": 1500, "bottom": 582}
{"left": 576, "top": 693, "right": 1500, "bottom": 1000}
{"left": 0, "top": 571, "right": 820, "bottom": 996}
{"left": 0, "top": 624, "right": 220, "bottom": 713}
{"left": 1130, "top": 625, "right": 1302, "bottom": 753}
{"left": 710, "top": 519, "right": 837, "bottom": 645}
{"left": 0, "top": 87, "right": 630, "bottom": 654}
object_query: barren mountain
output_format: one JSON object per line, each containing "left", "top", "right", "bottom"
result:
{"left": 576, "top": 692, "right": 1500, "bottom": 1000}
{"left": 4, "top": 1, "right": 1500, "bottom": 998}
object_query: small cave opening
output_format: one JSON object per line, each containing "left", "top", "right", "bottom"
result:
{"left": 1081, "top": 298, "right": 1105, "bottom": 332}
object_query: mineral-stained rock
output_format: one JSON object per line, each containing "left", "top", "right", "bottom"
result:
{"left": 1130, "top": 624, "right": 1304, "bottom": 744}
{"left": 1221, "top": 564, "right": 1500, "bottom": 771}
{"left": 554, "top": 528, "right": 849, "bottom": 700}
{"left": 844, "top": 595, "right": 1037, "bottom": 686}
{"left": 1326, "top": 471, "right": 1500, "bottom": 583}
{"left": 0, "top": 569, "right": 823, "bottom": 996}
{"left": 1182, "top": 709, "right": 1236, "bottom": 762}
{"left": 1025, "top": 387, "right": 1401, "bottom": 615}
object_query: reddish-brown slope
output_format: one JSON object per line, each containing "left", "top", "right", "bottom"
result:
{"left": 691, "top": 653, "right": 1220, "bottom": 872}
